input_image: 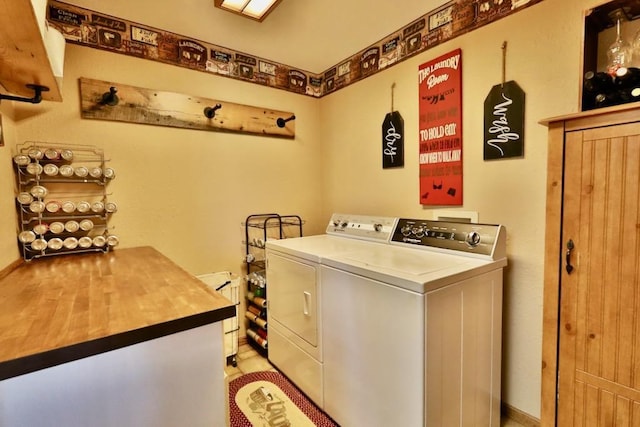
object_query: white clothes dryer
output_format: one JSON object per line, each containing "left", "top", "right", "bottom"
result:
{"left": 265, "top": 214, "right": 397, "bottom": 407}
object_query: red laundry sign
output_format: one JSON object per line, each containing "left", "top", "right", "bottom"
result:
{"left": 418, "top": 48, "right": 463, "bottom": 206}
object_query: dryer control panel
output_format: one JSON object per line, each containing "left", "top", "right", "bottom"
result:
{"left": 326, "top": 213, "right": 397, "bottom": 242}
{"left": 391, "top": 218, "right": 506, "bottom": 259}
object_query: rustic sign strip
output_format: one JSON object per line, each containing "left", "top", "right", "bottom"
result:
{"left": 483, "top": 81, "right": 525, "bottom": 160}
{"left": 48, "top": 0, "right": 545, "bottom": 98}
{"left": 382, "top": 111, "right": 404, "bottom": 169}
{"left": 418, "top": 49, "right": 463, "bottom": 206}
{"left": 79, "top": 78, "right": 295, "bottom": 138}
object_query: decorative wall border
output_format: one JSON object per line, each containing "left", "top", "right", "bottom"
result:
{"left": 47, "top": 0, "right": 544, "bottom": 98}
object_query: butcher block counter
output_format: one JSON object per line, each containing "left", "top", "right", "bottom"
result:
{"left": 0, "top": 246, "right": 235, "bottom": 427}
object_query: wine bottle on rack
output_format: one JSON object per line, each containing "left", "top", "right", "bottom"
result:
{"left": 584, "top": 71, "right": 614, "bottom": 94}
{"left": 593, "top": 92, "right": 620, "bottom": 108}
{"left": 614, "top": 66, "right": 640, "bottom": 88}
{"left": 618, "top": 86, "right": 640, "bottom": 104}
{"left": 583, "top": 70, "right": 615, "bottom": 110}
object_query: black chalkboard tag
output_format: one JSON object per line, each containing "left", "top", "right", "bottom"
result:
{"left": 483, "top": 80, "right": 525, "bottom": 160}
{"left": 382, "top": 111, "right": 404, "bottom": 168}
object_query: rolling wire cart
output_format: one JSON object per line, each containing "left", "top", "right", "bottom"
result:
{"left": 198, "top": 271, "right": 240, "bottom": 367}
{"left": 244, "top": 213, "right": 303, "bottom": 354}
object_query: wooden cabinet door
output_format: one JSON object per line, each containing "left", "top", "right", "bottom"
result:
{"left": 558, "top": 122, "right": 640, "bottom": 426}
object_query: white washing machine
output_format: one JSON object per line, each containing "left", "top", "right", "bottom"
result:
{"left": 265, "top": 213, "right": 397, "bottom": 407}
{"left": 266, "top": 214, "right": 506, "bottom": 427}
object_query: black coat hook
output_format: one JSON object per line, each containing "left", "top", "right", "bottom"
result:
{"left": 276, "top": 114, "right": 296, "bottom": 128}
{"left": 0, "top": 84, "right": 49, "bottom": 104}
{"left": 100, "top": 87, "right": 119, "bottom": 106}
{"left": 204, "top": 104, "right": 222, "bottom": 118}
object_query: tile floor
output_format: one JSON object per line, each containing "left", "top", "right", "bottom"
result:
{"left": 225, "top": 343, "right": 527, "bottom": 427}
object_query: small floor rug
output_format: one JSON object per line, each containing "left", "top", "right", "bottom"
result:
{"left": 229, "top": 371, "right": 338, "bottom": 427}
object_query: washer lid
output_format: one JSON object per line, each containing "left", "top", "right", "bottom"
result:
{"left": 323, "top": 244, "right": 506, "bottom": 293}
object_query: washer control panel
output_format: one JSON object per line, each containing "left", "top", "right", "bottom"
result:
{"left": 391, "top": 218, "right": 505, "bottom": 258}
{"left": 326, "top": 213, "right": 397, "bottom": 242}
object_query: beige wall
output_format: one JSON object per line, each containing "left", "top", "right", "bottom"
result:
{"left": 319, "top": 0, "right": 601, "bottom": 417}
{"left": 1, "top": 103, "right": 20, "bottom": 266}
{"left": 7, "top": 44, "right": 325, "bottom": 275}
{"left": 0, "top": 0, "right": 610, "bottom": 419}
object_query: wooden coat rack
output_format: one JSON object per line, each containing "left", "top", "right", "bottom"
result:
{"left": 79, "top": 78, "right": 295, "bottom": 138}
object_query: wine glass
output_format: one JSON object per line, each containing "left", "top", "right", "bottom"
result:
{"left": 607, "top": 9, "right": 633, "bottom": 74}
{"left": 632, "top": 25, "right": 640, "bottom": 66}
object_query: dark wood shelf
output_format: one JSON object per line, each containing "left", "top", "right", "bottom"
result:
{"left": 0, "top": 0, "right": 62, "bottom": 101}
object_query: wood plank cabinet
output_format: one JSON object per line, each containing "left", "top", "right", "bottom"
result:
{"left": 0, "top": 0, "right": 62, "bottom": 101}
{"left": 541, "top": 104, "right": 640, "bottom": 426}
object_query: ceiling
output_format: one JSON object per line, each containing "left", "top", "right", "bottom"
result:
{"left": 63, "top": 0, "right": 448, "bottom": 73}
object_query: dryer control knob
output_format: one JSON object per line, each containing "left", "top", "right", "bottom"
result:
{"left": 466, "top": 231, "right": 481, "bottom": 246}
{"left": 341, "top": 221, "right": 348, "bottom": 228}
{"left": 412, "top": 226, "right": 425, "bottom": 238}
{"left": 374, "top": 223, "right": 383, "bottom": 232}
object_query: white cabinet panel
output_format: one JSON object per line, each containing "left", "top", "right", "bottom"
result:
{"left": 268, "top": 252, "right": 319, "bottom": 347}
{"left": 321, "top": 265, "right": 424, "bottom": 427}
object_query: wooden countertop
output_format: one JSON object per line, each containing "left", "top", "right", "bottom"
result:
{"left": 0, "top": 246, "right": 235, "bottom": 380}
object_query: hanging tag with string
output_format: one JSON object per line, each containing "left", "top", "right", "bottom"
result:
{"left": 382, "top": 82, "right": 404, "bottom": 169}
{"left": 483, "top": 41, "right": 525, "bottom": 160}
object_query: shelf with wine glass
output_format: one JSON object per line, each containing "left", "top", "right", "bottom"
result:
{"left": 581, "top": 0, "right": 640, "bottom": 110}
